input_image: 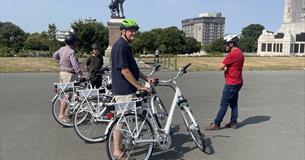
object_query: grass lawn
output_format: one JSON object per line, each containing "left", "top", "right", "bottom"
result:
{"left": 0, "top": 58, "right": 59, "bottom": 73}
{"left": 140, "top": 57, "right": 305, "bottom": 71}
{"left": 0, "top": 57, "right": 304, "bottom": 72}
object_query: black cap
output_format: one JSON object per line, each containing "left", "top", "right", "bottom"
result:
{"left": 65, "top": 34, "right": 76, "bottom": 45}
{"left": 91, "top": 43, "right": 98, "bottom": 49}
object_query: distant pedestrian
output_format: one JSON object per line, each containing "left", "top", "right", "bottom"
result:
{"left": 85, "top": 43, "right": 104, "bottom": 88}
{"left": 206, "top": 35, "right": 244, "bottom": 130}
{"left": 155, "top": 49, "right": 160, "bottom": 63}
{"left": 53, "top": 34, "right": 83, "bottom": 123}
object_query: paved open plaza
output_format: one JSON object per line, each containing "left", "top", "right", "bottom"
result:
{"left": 0, "top": 71, "right": 304, "bottom": 160}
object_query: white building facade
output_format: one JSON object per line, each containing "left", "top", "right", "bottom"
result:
{"left": 55, "top": 30, "right": 70, "bottom": 42}
{"left": 182, "top": 12, "right": 225, "bottom": 47}
{"left": 257, "top": 0, "right": 305, "bottom": 56}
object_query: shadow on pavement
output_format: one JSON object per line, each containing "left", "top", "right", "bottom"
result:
{"left": 238, "top": 115, "right": 271, "bottom": 128}
{"left": 151, "top": 124, "right": 213, "bottom": 159}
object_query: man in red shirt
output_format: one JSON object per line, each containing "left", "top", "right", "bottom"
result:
{"left": 206, "top": 35, "right": 244, "bottom": 130}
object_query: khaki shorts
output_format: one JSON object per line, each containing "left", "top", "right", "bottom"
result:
{"left": 59, "top": 71, "right": 77, "bottom": 83}
{"left": 114, "top": 94, "right": 136, "bottom": 103}
{"left": 114, "top": 94, "right": 137, "bottom": 129}
{"left": 59, "top": 71, "right": 77, "bottom": 98}
{"left": 114, "top": 94, "right": 136, "bottom": 115}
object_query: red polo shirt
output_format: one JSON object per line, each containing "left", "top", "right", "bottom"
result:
{"left": 223, "top": 48, "right": 244, "bottom": 85}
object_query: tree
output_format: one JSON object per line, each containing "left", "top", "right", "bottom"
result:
{"left": 131, "top": 27, "right": 201, "bottom": 55}
{"left": 48, "top": 23, "right": 57, "bottom": 41}
{"left": 47, "top": 23, "right": 61, "bottom": 52}
{"left": 239, "top": 24, "right": 265, "bottom": 52}
{"left": 71, "top": 20, "right": 108, "bottom": 55}
{"left": 0, "top": 22, "right": 27, "bottom": 51}
{"left": 159, "top": 26, "right": 185, "bottom": 54}
{"left": 183, "top": 37, "right": 201, "bottom": 54}
{"left": 24, "top": 32, "right": 49, "bottom": 51}
{"left": 203, "top": 38, "right": 224, "bottom": 55}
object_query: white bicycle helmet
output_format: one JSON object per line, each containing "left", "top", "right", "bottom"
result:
{"left": 224, "top": 34, "right": 239, "bottom": 43}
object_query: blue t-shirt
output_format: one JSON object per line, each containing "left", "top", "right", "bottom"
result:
{"left": 111, "top": 37, "right": 140, "bottom": 95}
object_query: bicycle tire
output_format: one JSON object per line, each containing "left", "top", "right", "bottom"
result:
{"left": 106, "top": 113, "right": 154, "bottom": 160}
{"left": 51, "top": 94, "right": 74, "bottom": 127}
{"left": 151, "top": 95, "right": 168, "bottom": 129}
{"left": 73, "top": 102, "right": 109, "bottom": 143}
{"left": 180, "top": 105, "right": 206, "bottom": 152}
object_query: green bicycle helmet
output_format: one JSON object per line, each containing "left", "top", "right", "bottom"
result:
{"left": 120, "top": 19, "right": 139, "bottom": 30}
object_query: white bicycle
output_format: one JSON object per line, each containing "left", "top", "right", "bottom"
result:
{"left": 106, "top": 63, "right": 205, "bottom": 160}
{"left": 73, "top": 65, "right": 163, "bottom": 143}
{"left": 51, "top": 66, "right": 112, "bottom": 127}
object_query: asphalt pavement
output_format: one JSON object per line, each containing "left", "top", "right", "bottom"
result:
{"left": 0, "top": 71, "right": 304, "bottom": 160}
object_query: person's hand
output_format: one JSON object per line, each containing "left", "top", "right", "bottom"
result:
{"left": 146, "top": 77, "right": 156, "bottom": 84}
{"left": 137, "top": 86, "right": 150, "bottom": 94}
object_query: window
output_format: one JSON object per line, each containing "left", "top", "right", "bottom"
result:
{"left": 267, "top": 43, "right": 272, "bottom": 52}
{"left": 276, "top": 43, "right": 280, "bottom": 52}
{"left": 294, "top": 44, "right": 299, "bottom": 53}
{"left": 273, "top": 43, "right": 276, "bottom": 52}
{"left": 300, "top": 44, "right": 304, "bottom": 53}
{"left": 261, "top": 43, "right": 266, "bottom": 52}
{"left": 280, "top": 43, "right": 283, "bottom": 52}
{"left": 290, "top": 44, "right": 294, "bottom": 53}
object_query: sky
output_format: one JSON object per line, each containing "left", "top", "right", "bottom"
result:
{"left": 0, "top": 0, "right": 285, "bottom": 34}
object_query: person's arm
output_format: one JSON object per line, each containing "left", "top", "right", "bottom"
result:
{"left": 53, "top": 49, "right": 60, "bottom": 63}
{"left": 221, "top": 52, "right": 236, "bottom": 71}
{"left": 139, "top": 71, "right": 148, "bottom": 81}
{"left": 219, "top": 63, "right": 226, "bottom": 70}
{"left": 121, "top": 68, "right": 148, "bottom": 92}
{"left": 69, "top": 52, "right": 82, "bottom": 75}
{"left": 113, "top": 45, "right": 148, "bottom": 92}
{"left": 139, "top": 71, "right": 155, "bottom": 84}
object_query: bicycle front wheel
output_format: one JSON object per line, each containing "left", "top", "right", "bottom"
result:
{"left": 106, "top": 113, "right": 154, "bottom": 160}
{"left": 74, "top": 102, "right": 109, "bottom": 143}
{"left": 151, "top": 95, "right": 168, "bottom": 129}
{"left": 180, "top": 105, "right": 206, "bottom": 152}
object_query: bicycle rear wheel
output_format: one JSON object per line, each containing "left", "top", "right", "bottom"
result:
{"left": 74, "top": 102, "right": 110, "bottom": 143}
{"left": 106, "top": 113, "right": 154, "bottom": 160}
{"left": 180, "top": 105, "right": 206, "bottom": 152}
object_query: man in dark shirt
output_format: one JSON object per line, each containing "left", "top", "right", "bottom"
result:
{"left": 85, "top": 43, "right": 104, "bottom": 88}
{"left": 111, "top": 19, "right": 155, "bottom": 159}
{"left": 206, "top": 35, "right": 244, "bottom": 130}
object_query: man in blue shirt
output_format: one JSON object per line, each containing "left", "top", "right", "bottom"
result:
{"left": 111, "top": 19, "right": 155, "bottom": 159}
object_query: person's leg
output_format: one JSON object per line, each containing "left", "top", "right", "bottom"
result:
{"left": 229, "top": 84, "right": 242, "bottom": 124}
{"left": 214, "top": 84, "right": 231, "bottom": 126}
{"left": 113, "top": 94, "right": 136, "bottom": 158}
{"left": 58, "top": 72, "right": 73, "bottom": 121}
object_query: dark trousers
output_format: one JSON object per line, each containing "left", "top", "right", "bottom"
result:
{"left": 214, "top": 83, "right": 243, "bottom": 126}
{"left": 90, "top": 73, "right": 103, "bottom": 88}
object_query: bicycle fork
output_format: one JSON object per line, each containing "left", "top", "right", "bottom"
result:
{"left": 177, "top": 96, "right": 199, "bottom": 130}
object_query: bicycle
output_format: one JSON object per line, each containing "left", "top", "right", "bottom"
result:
{"left": 52, "top": 67, "right": 112, "bottom": 127}
{"left": 52, "top": 78, "right": 89, "bottom": 127}
{"left": 73, "top": 88, "right": 114, "bottom": 142}
{"left": 72, "top": 65, "right": 164, "bottom": 143}
{"left": 105, "top": 63, "right": 205, "bottom": 160}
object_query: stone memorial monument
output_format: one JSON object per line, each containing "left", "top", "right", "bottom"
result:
{"left": 105, "top": 0, "right": 126, "bottom": 58}
{"left": 257, "top": 0, "right": 305, "bottom": 56}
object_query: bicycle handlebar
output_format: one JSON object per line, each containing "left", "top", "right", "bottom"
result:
{"left": 147, "top": 64, "right": 161, "bottom": 77}
{"left": 154, "top": 63, "right": 192, "bottom": 85}
{"left": 181, "top": 63, "right": 191, "bottom": 72}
